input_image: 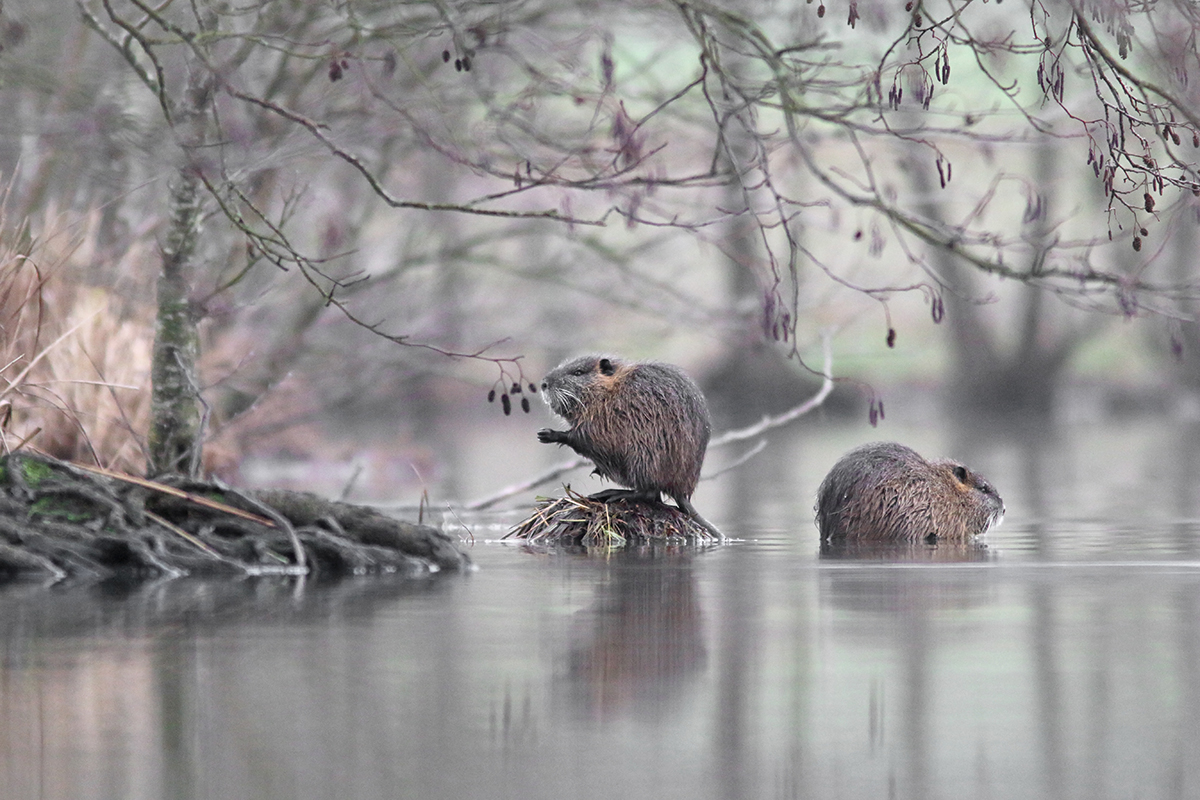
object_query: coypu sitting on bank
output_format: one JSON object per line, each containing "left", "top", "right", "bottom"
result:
{"left": 537, "top": 354, "right": 720, "bottom": 537}
{"left": 816, "top": 441, "right": 1004, "bottom": 542}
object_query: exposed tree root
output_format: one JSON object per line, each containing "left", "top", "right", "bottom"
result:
{"left": 0, "top": 452, "right": 470, "bottom": 581}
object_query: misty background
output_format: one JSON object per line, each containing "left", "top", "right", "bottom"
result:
{"left": 0, "top": 0, "right": 1196, "bottom": 506}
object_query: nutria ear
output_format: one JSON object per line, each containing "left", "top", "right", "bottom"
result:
{"left": 952, "top": 465, "right": 968, "bottom": 484}
{"left": 599, "top": 358, "right": 615, "bottom": 376}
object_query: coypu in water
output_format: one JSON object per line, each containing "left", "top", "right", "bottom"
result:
{"left": 816, "top": 441, "right": 1004, "bottom": 542}
{"left": 537, "top": 354, "right": 720, "bottom": 537}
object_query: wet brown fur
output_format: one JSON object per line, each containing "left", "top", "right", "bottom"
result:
{"left": 816, "top": 441, "right": 1004, "bottom": 542}
{"left": 538, "top": 355, "right": 713, "bottom": 529}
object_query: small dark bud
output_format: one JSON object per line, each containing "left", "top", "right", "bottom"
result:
{"left": 487, "top": 389, "right": 496, "bottom": 403}
{"left": 886, "top": 327, "right": 897, "bottom": 348}
{"left": 817, "top": 3, "right": 825, "bottom": 16}
{"left": 501, "top": 394, "right": 512, "bottom": 415}
{"left": 521, "top": 397, "right": 531, "bottom": 413}
{"left": 528, "top": 382, "right": 538, "bottom": 393}
{"left": 905, "top": 1, "right": 912, "bottom": 9}
{"left": 931, "top": 296, "right": 945, "bottom": 324}
{"left": 1171, "top": 333, "right": 1184, "bottom": 360}
{"left": 1132, "top": 236, "right": 1142, "bottom": 251}
{"left": 443, "top": 50, "right": 451, "bottom": 62}
{"left": 511, "top": 382, "right": 521, "bottom": 394}
{"left": 1140, "top": 227, "right": 1148, "bottom": 237}
{"left": 455, "top": 58, "right": 462, "bottom": 72}
{"left": 1145, "top": 193, "right": 1155, "bottom": 212}
{"left": 461, "top": 55, "right": 471, "bottom": 71}
{"left": 328, "top": 59, "right": 343, "bottom": 82}
{"left": 878, "top": 400, "right": 885, "bottom": 420}
{"left": 854, "top": 229, "right": 863, "bottom": 240}
{"left": 869, "top": 402, "right": 878, "bottom": 427}
{"left": 1194, "top": 132, "right": 1199, "bottom": 148}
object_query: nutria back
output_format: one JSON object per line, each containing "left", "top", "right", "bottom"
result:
{"left": 538, "top": 355, "right": 711, "bottom": 503}
{"left": 816, "top": 441, "right": 1004, "bottom": 542}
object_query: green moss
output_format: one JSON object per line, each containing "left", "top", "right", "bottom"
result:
{"left": 21, "top": 459, "right": 55, "bottom": 488}
{"left": 30, "top": 495, "right": 98, "bottom": 523}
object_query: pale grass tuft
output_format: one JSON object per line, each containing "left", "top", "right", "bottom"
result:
{"left": 0, "top": 208, "right": 154, "bottom": 472}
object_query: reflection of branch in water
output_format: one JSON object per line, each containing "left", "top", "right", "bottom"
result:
{"left": 466, "top": 335, "right": 835, "bottom": 510}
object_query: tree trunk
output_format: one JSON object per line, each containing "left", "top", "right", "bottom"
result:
{"left": 148, "top": 170, "right": 203, "bottom": 476}
{"left": 147, "top": 44, "right": 211, "bottom": 476}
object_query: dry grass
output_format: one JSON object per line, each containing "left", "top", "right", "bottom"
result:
{"left": 505, "top": 486, "right": 716, "bottom": 548}
{"left": 0, "top": 208, "right": 154, "bottom": 472}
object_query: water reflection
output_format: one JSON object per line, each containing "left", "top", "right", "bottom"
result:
{"left": 4, "top": 422, "right": 1200, "bottom": 799}
{"left": 558, "top": 548, "right": 705, "bottom": 721}
{"left": 819, "top": 539, "right": 993, "bottom": 563}
{"left": 0, "top": 575, "right": 454, "bottom": 800}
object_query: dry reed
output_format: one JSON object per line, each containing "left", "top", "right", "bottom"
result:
{"left": 0, "top": 208, "right": 153, "bottom": 472}
{"left": 505, "top": 486, "right": 716, "bottom": 548}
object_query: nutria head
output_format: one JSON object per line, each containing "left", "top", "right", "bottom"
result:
{"left": 925, "top": 457, "right": 1005, "bottom": 537}
{"left": 539, "top": 355, "right": 627, "bottom": 424}
{"left": 816, "top": 441, "right": 1004, "bottom": 542}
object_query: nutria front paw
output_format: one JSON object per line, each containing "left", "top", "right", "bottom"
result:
{"left": 537, "top": 428, "right": 565, "bottom": 444}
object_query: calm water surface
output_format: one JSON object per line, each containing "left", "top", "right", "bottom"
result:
{"left": 4, "top": 420, "right": 1200, "bottom": 800}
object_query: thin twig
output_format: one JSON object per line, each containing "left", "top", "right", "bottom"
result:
{"left": 66, "top": 461, "right": 277, "bottom": 527}
{"left": 710, "top": 334, "right": 835, "bottom": 447}
{"left": 463, "top": 456, "right": 589, "bottom": 511}
{"left": 214, "top": 482, "right": 308, "bottom": 572}
{"left": 144, "top": 508, "right": 228, "bottom": 560}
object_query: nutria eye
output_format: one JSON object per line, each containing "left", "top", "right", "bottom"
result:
{"left": 953, "top": 465, "right": 968, "bottom": 484}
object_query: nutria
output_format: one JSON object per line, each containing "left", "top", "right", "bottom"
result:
{"left": 537, "top": 354, "right": 720, "bottom": 537}
{"left": 815, "top": 441, "right": 1004, "bottom": 542}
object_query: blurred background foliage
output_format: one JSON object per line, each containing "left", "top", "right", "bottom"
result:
{"left": 0, "top": 0, "right": 1198, "bottom": 499}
